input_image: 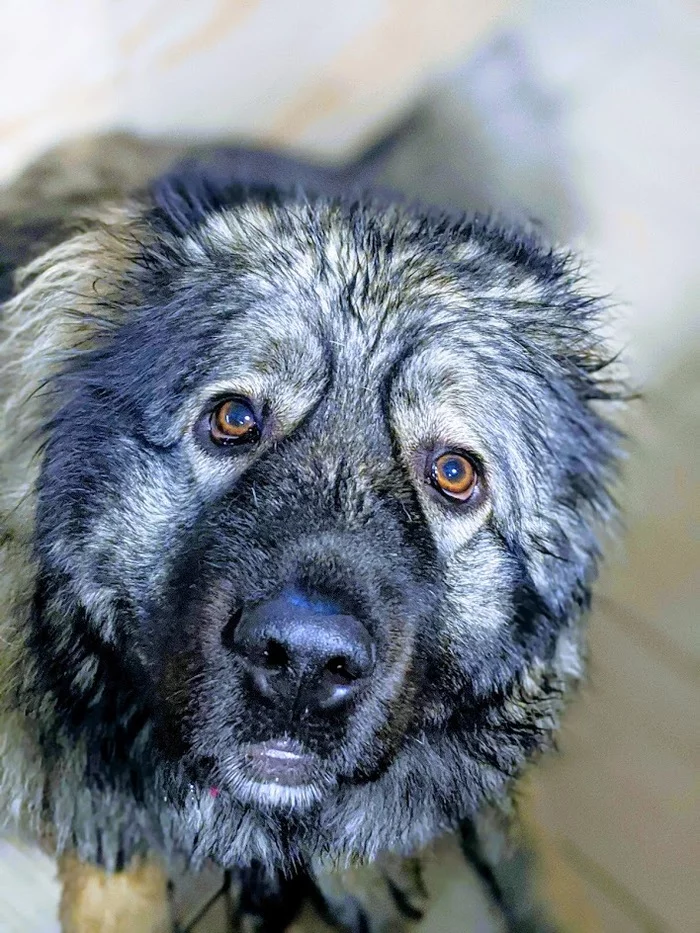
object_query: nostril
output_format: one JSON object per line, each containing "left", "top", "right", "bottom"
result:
{"left": 324, "top": 655, "right": 359, "bottom": 685}
{"left": 261, "top": 639, "right": 289, "bottom": 671}
{"left": 315, "top": 647, "right": 373, "bottom": 711}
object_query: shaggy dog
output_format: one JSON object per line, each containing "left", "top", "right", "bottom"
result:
{"left": 0, "top": 136, "right": 621, "bottom": 932}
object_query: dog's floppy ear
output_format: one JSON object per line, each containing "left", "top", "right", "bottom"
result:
{"left": 0, "top": 199, "right": 151, "bottom": 844}
{"left": 147, "top": 147, "right": 330, "bottom": 237}
{"left": 149, "top": 158, "right": 257, "bottom": 236}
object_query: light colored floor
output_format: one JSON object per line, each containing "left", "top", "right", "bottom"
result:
{"left": 1, "top": 1, "right": 698, "bottom": 931}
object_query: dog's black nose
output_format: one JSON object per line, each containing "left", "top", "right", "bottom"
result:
{"left": 225, "top": 589, "right": 375, "bottom": 710}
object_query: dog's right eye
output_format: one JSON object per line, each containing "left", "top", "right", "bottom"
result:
{"left": 209, "top": 398, "right": 261, "bottom": 446}
{"left": 429, "top": 451, "right": 479, "bottom": 502}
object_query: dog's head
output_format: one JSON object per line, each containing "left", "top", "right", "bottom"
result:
{"left": 16, "top": 185, "right": 620, "bottom": 866}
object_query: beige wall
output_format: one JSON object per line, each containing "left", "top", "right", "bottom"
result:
{"left": 0, "top": 0, "right": 506, "bottom": 183}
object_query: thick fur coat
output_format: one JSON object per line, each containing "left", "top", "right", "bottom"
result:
{"left": 0, "top": 135, "right": 621, "bottom": 930}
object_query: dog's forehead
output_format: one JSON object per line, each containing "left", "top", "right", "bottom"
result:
{"left": 181, "top": 200, "right": 539, "bottom": 388}
{"left": 188, "top": 201, "right": 481, "bottom": 329}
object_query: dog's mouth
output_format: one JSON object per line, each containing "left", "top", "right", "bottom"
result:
{"left": 242, "top": 738, "right": 317, "bottom": 786}
{"left": 209, "top": 737, "right": 336, "bottom": 811}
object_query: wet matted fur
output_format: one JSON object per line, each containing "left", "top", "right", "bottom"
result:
{"left": 0, "top": 135, "right": 622, "bottom": 931}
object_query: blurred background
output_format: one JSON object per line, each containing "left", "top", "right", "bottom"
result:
{"left": 0, "top": 1, "right": 698, "bottom": 931}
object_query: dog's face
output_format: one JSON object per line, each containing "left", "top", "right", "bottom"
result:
{"left": 28, "top": 193, "right": 618, "bottom": 866}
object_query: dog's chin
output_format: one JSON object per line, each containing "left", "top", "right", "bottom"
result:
{"left": 214, "top": 739, "right": 337, "bottom": 813}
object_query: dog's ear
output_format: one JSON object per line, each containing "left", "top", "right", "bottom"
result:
{"left": 148, "top": 148, "right": 327, "bottom": 238}
{"left": 148, "top": 159, "right": 253, "bottom": 236}
{"left": 0, "top": 202, "right": 144, "bottom": 522}
{"left": 146, "top": 124, "right": 412, "bottom": 239}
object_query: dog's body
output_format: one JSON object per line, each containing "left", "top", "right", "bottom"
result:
{"left": 0, "top": 136, "right": 620, "bottom": 932}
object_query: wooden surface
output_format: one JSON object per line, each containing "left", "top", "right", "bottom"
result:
{"left": 0, "top": 0, "right": 506, "bottom": 184}
{"left": 527, "top": 363, "right": 700, "bottom": 933}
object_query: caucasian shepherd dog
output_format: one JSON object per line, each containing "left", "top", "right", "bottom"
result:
{"left": 0, "top": 136, "right": 621, "bottom": 932}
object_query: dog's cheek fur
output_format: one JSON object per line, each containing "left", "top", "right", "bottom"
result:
{"left": 37, "top": 437, "right": 199, "bottom": 646}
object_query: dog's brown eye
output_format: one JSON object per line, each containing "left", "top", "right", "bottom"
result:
{"left": 210, "top": 398, "right": 260, "bottom": 445}
{"left": 430, "top": 452, "right": 477, "bottom": 501}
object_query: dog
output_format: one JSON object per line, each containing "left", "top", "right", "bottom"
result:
{"left": 0, "top": 134, "right": 621, "bottom": 932}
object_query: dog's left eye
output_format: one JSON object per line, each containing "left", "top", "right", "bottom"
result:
{"left": 209, "top": 398, "right": 261, "bottom": 446}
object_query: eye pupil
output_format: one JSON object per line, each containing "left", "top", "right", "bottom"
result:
{"left": 210, "top": 398, "right": 260, "bottom": 445}
{"left": 441, "top": 458, "right": 466, "bottom": 482}
{"left": 224, "top": 404, "right": 254, "bottom": 430}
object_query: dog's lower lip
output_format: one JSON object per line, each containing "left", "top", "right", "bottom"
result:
{"left": 261, "top": 745, "right": 301, "bottom": 762}
{"left": 243, "top": 739, "right": 315, "bottom": 785}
